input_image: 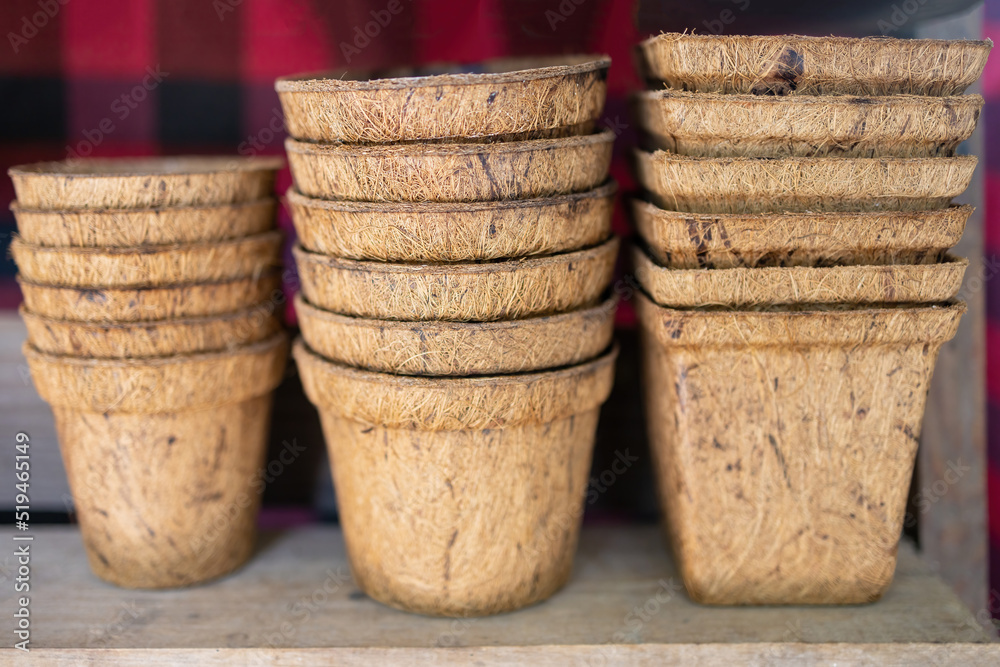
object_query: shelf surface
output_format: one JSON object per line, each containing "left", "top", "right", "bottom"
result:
{"left": 0, "top": 525, "right": 996, "bottom": 664}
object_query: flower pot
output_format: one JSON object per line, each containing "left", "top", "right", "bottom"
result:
{"left": 21, "top": 303, "right": 282, "bottom": 358}
{"left": 632, "top": 199, "right": 971, "bottom": 269}
{"left": 293, "top": 338, "right": 617, "bottom": 616}
{"left": 633, "top": 152, "right": 976, "bottom": 214}
{"left": 287, "top": 181, "right": 615, "bottom": 262}
{"left": 632, "top": 91, "right": 982, "bottom": 158}
{"left": 635, "top": 292, "right": 964, "bottom": 604}
{"left": 637, "top": 33, "right": 992, "bottom": 96}
{"left": 9, "top": 156, "right": 283, "bottom": 209}
{"left": 10, "top": 232, "right": 282, "bottom": 288}
{"left": 294, "top": 237, "right": 617, "bottom": 322}
{"left": 23, "top": 333, "right": 289, "bottom": 588}
{"left": 295, "top": 292, "right": 615, "bottom": 376}
{"left": 17, "top": 271, "right": 282, "bottom": 322}
{"left": 276, "top": 56, "right": 609, "bottom": 143}
{"left": 633, "top": 245, "right": 966, "bottom": 308}
{"left": 285, "top": 130, "right": 614, "bottom": 202}
{"left": 11, "top": 198, "right": 275, "bottom": 247}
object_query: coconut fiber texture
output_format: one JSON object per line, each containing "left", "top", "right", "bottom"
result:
{"left": 294, "top": 338, "right": 616, "bottom": 616}
{"left": 25, "top": 332, "right": 289, "bottom": 414}
{"left": 26, "top": 334, "right": 288, "bottom": 589}
{"left": 21, "top": 302, "right": 282, "bottom": 359}
{"left": 10, "top": 232, "right": 282, "bottom": 288}
{"left": 8, "top": 157, "right": 283, "bottom": 210}
{"left": 287, "top": 181, "right": 615, "bottom": 262}
{"left": 17, "top": 271, "right": 282, "bottom": 323}
{"left": 11, "top": 198, "right": 276, "bottom": 247}
{"left": 632, "top": 199, "right": 971, "bottom": 269}
{"left": 635, "top": 292, "right": 963, "bottom": 604}
{"left": 276, "top": 56, "right": 610, "bottom": 143}
{"left": 634, "top": 245, "right": 966, "bottom": 308}
{"left": 632, "top": 91, "right": 983, "bottom": 158}
{"left": 285, "top": 130, "right": 614, "bottom": 203}
{"left": 295, "top": 293, "right": 616, "bottom": 376}
{"left": 294, "top": 237, "right": 618, "bottom": 322}
{"left": 637, "top": 33, "right": 993, "bottom": 96}
{"left": 634, "top": 152, "right": 977, "bottom": 214}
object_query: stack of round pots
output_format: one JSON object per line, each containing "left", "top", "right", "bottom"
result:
{"left": 630, "top": 34, "right": 992, "bottom": 605}
{"left": 9, "top": 157, "right": 288, "bottom": 589}
{"left": 276, "top": 57, "right": 620, "bottom": 617}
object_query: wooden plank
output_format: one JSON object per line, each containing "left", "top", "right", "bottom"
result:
{"left": 915, "top": 5, "right": 989, "bottom": 615}
{"left": 0, "top": 525, "right": 994, "bottom": 663}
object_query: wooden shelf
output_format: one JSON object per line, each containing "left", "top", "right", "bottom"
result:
{"left": 0, "top": 525, "right": 995, "bottom": 663}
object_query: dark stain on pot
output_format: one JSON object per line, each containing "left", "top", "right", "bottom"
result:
{"left": 360, "top": 426, "right": 374, "bottom": 434}
{"left": 752, "top": 47, "right": 804, "bottom": 95}
{"left": 767, "top": 434, "right": 792, "bottom": 490}
{"left": 487, "top": 91, "right": 498, "bottom": 105}
{"left": 95, "top": 551, "right": 110, "bottom": 566}
{"left": 488, "top": 222, "right": 497, "bottom": 237}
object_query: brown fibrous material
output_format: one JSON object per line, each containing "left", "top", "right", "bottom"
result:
{"left": 38, "top": 335, "right": 288, "bottom": 589}
{"left": 632, "top": 90, "right": 983, "bottom": 158}
{"left": 632, "top": 199, "right": 971, "bottom": 269}
{"left": 285, "top": 131, "right": 614, "bottom": 202}
{"left": 635, "top": 292, "right": 964, "bottom": 604}
{"left": 633, "top": 245, "right": 967, "bottom": 308}
{"left": 25, "top": 332, "right": 288, "bottom": 414}
{"left": 276, "top": 56, "right": 610, "bottom": 143}
{"left": 21, "top": 302, "right": 283, "bottom": 358}
{"left": 11, "top": 198, "right": 276, "bottom": 247}
{"left": 294, "top": 338, "right": 616, "bottom": 615}
{"left": 287, "top": 181, "right": 615, "bottom": 262}
{"left": 294, "top": 237, "right": 618, "bottom": 322}
{"left": 11, "top": 232, "right": 282, "bottom": 288}
{"left": 637, "top": 33, "right": 993, "bottom": 96}
{"left": 295, "top": 292, "right": 616, "bottom": 376}
{"left": 9, "top": 156, "right": 283, "bottom": 209}
{"left": 17, "top": 271, "right": 282, "bottom": 323}
{"left": 634, "top": 151, "right": 977, "bottom": 213}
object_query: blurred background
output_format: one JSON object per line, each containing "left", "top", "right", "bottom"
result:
{"left": 0, "top": 0, "right": 996, "bottom": 620}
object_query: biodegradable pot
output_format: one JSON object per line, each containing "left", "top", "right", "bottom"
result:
{"left": 287, "top": 181, "right": 616, "bottom": 262}
{"left": 634, "top": 152, "right": 977, "bottom": 214}
{"left": 285, "top": 130, "right": 614, "bottom": 202}
{"left": 10, "top": 232, "right": 282, "bottom": 288}
{"left": 633, "top": 245, "right": 966, "bottom": 308}
{"left": 21, "top": 303, "right": 282, "bottom": 358}
{"left": 632, "top": 199, "right": 972, "bottom": 269}
{"left": 637, "top": 33, "right": 993, "bottom": 96}
{"left": 294, "top": 338, "right": 617, "bottom": 616}
{"left": 11, "top": 198, "right": 276, "bottom": 247}
{"left": 276, "top": 56, "right": 610, "bottom": 143}
{"left": 635, "top": 292, "right": 964, "bottom": 604}
{"left": 295, "top": 293, "right": 615, "bottom": 376}
{"left": 632, "top": 91, "right": 983, "bottom": 158}
{"left": 23, "top": 333, "right": 289, "bottom": 588}
{"left": 17, "top": 271, "right": 282, "bottom": 323}
{"left": 294, "top": 237, "right": 618, "bottom": 322}
{"left": 9, "top": 156, "right": 283, "bottom": 209}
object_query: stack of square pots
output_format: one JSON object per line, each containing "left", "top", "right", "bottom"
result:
{"left": 8, "top": 157, "right": 287, "bottom": 588}
{"left": 629, "top": 34, "right": 992, "bottom": 604}
{"left": 277, "top": 57, "right": 620, "bottom": 616}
